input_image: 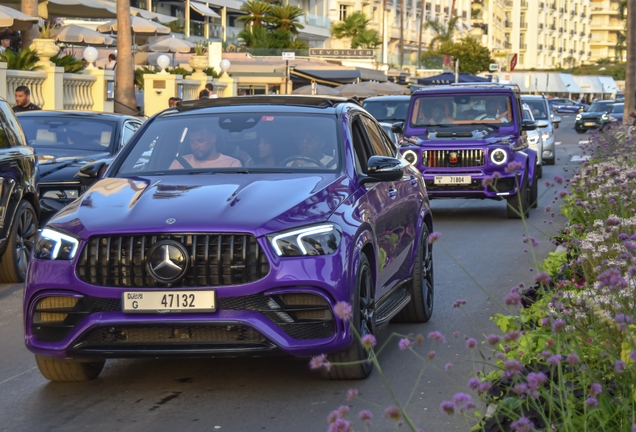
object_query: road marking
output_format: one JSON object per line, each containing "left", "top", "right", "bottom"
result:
{"left": 555, "top": 141, "right": 562, "bottom": 146}
{"left": 578, "top": 140, "right": 590, "bottom": 145}
{"left": 0, "top": 366, "right": 37, "bottom": 386}
{"left": 570, "top": 155, "right": 591, "bottom": 162}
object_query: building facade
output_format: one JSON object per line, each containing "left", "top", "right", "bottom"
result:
{"left": 589, "top": 0, "right": 625, "bottom": 62}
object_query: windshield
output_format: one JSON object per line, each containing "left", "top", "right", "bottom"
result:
{"left": 117, "top": 113, "right": 340, "bottom": 176}
{"left": 523, "top": 100, "right": 549, "bottom": 120}
{"left": 19, "top": 116, "right": 116, "bottom": 151}
{"left": 589, "top": 101, "right": 614, "bottom": 112}
{"left": 409, "top": 94, "right": 514, "bottom": 127}
{"left": 362, "top": 99, "right": 410, "bottom": 122}
{"left": 522, "top": 109, "right": 532, "bottom": 121}
{"left": 612, "top": 104, "right": 624, "bottom": 113}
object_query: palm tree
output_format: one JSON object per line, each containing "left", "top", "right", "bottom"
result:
{"left": 331, "top": 11, "right": 370, "bottom": 40}
{"left": 21, "top": 0, "right": 38, "bottom": 49}
{"left": 269, "top": 4, "right": 305, "bottom": 34}
{"left": 115, "top": 0, "right": 137, "bottom": 115}
{"left": 616, "top": 0, "right": 627, "bottom": 61}
{"left": 424, "top": 16, "right": 459, "bottom": 50}
{"left": 237, "top": 1, "right": 272, "bottom": 28}
{"left": 352, "top": 29, "right": 381, "bottom": 49}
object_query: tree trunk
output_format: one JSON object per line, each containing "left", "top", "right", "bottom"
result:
{"left": 115, "top": 0, "right": 138, "bottom": 116}
{"left": 625, "top": 0, "right": 635, "bottom": 125}
{"left": 417, "top": 0, "right": 424, "bottom": 69}
{"left": 21, "top": 0, "right": 38, "bottom": 50}
{"left": 399, "top": 0, "right": 404, "bottom": 68}
{"left": 450, "top": 0, "right": 456, "bottom": 17}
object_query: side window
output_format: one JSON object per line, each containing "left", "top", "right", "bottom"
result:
{"left": 122, "top": 122, "right": 137, "bottom": 145}
{"left": 376, "top": 124, "right": 397, "bottom": 156}
{"left": 0, "top": 101, "right": 23, "bottom": 146}
{"left": 361, "top": 116, "right": 391, "bottom": 157}
{"left": 351, "top": 116, "right": 373, "bottom": 174}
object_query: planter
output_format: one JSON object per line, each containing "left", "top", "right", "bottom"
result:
{"left": 189, "top": 55, "right": 208, "bottom": 73}
{"left": 30, "top": 38, "right": 59, "bottom": 64}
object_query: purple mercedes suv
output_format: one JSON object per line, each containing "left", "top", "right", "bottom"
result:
{"left": 24, "top": 96, "right": 433, "bottom": 381}
{"left": 394, "top": 83, "right": 539, "bottom": 218}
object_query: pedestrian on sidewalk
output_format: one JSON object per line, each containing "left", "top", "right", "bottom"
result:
{"left": 13, "top": 86, "right": 41, "bottom": 112}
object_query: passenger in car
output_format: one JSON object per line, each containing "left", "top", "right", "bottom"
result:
{"left": 293, "top": 130, "right": 336, "bottom": 167}
{"left": 169, "top": 126, "right": 242, "bottom": 169}
{"left": 428, "top": 105, "right": 454, "bottom": 124}
{"left": 255, "top": 135, "right": 278, "bottom": 166}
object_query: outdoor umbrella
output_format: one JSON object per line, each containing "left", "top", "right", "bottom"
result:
{"left": 293, "top": 84, "right": 341, "bottom": 96}
{"left": 97, "top": 15, "right": 171, "bottom": 39}
{"left": 362, "top": 81, "right": 411, "bottom": 95}
{"left": 335, "top": 83, "right": 378, "bottom": 98}
{"left": 417, "top": 72, "right": 491, "bottom": 85}
{"left": 51, "top": 24, "right": 115, "bottom": 46}
{"left": 0, "top": 4, "right": 38, "bottom": 31}
{"left": 144, "top": 35, "right": 194, "bottom": 54}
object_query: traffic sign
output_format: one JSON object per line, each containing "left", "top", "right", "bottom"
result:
{"left": 282, "top": 52, "right": 296, "bottom": 60}
{"left": 510, "top": 53, "right": 518, "bottom": 71}
{"left": 489, "top": 63, "right": 499, "bottom": 71}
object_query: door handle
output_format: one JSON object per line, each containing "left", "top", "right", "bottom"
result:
{"left": 388, "top": 188, "right": 397, "bottom": 199}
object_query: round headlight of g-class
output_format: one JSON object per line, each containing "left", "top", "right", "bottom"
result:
{"left": 403, "top": 150, "right": 418, "bottom": 165}
{"left": 575, "top": 114, "right": 582, "bottom": 121}
{"left": 490, "top": 148, "right": 507, "bottom": 165}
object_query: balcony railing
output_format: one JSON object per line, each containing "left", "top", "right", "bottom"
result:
{"left": 549, "top": 45, "right": 555, "bottom": 50}
{"left": 520, "top": 0, "right": 527, "bottom": 7}
{"left": 558, "top": 47, "right": 563, "bottom": 52}
{"left": 539, "top": 44, "right": 544, "bottom": 49}
{"left": 550, "top": 24, "right": 556, "bottom": 30}
{"left": 520, "top": 43, "right": 527, "bottom": 50}
{"left": 580, "top": 12, "right": 585, "bottom": 18}
{"left": 302, "top": 13, "right": 331, "bottom": 28}
{"left": 505, "top": 21, "right": 513, "bottom": 28}
{"left": 588, "top": 51, "right": 591, "bottom": 56}
{"left": 580, "top": 31, "right": 585, "bottom": 36}
{"left": 579, "top": 50, "right": 584, "bottom": 55}
{"left": 505, "top": 0, "right": 513, "bottom": 7}
{"left": 570, "top": 30, "right": 575, "bottom": 35}
{"left": 504, "top": 41, "right": 512, "bottom": 49}
{"left": 520, "top": 22, "right": 527, "bottom": 29}
{"left": 559, "top": 27, "right": 564, "bottom": 33}
{"left": 5, "top": 70, "right": 47, "bottom": 108}
{"left": 551, "top": 3, "right": 556, "bottom": 10}
{"left": 540, "top": 2, "right": 544, "bottom": 7}
{"left": 539, "top": 23, "right": 544, "bottom": 29}
{"left": 62, "top": 74, "right": 95, "bottom": 111}
{"left": 559, "top": 7, "right": 564, "bottom": 13}
{"left": 569, "top": 49, "right": 574, "bottom": 54}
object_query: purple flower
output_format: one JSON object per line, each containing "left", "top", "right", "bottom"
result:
{"left": 597, "top": 268, "right": 628, "bottom": 291}
{"left": 632, "top": 425, "right": 636, "bottom": 432}
{"left": 545, "top": 206, "right": 551, "bottom": 212}
{"left": 535, "top": 272, "right": 551, "bottom": 285}
{"left": 503, "top": 360, "right": 524, "bottom": 376}
{"left": 327, "top": 418, "right": 352, "bottom": 432}
{"left": 487, "top": 334, "right": 501, "bottom": 345}
{"left": 360, "top": 334, "right": 376, "bottom": 351}
{"left": 589, "top": 383, "right": 602, "bottom": 396}
{"left": 337, "top": 406, "right": 350, "bottom": 417}
{"left": 347, "top": 388, "right": 358, "bottom": 401}
{"left": 585, "top": 397, "right": 599, "bottom": 408}
{"left": 630, "top": 351, "right": 636, "bottom": 362}
{"left": 428, "top": 331, "right": 446, "bottom": 343}
{"left": 398, "top": 338, "right": 412, "bottom": 350}
{"left": 505, "top": 161, "right": 524, "bottom": 173}
{"left": 566, "top": 353, "right": 580, "bottom": 365}
{"left": 615, "top": 360, "right": 626, "bottom": 372}
{"left": 428, "top": 351, "right": 435, "bottom": 360}
{"left": 552, "top": 318, "right": 566, "bottom": 334}
{"left": 327, "top": 410, "right": 340, "bottom": 424}
{"left": 334, "top": 302, "right": 352, "bottom": 321}
{"left": 445, "top": 363, "right": 452, "bottom": 371}
{"left": 554, "top": 174, "right": 564, "bottom": 184}
{"left": 505, "top": 330, "right": 521, "bottom": 342}
{"left": 453, "top": 392, "right": 475, "bottom": 413}
{"left": 479, "top": 381, "right": 492, "bottom": 394}
{"left": 493, "top": 172, "right": 501, "bottom": 179}
{"left": 384, "top": 406, "right": 401, "bottom": 421}
{"left": 504, "top": 291, "right": 522, "bottom": 306}
{"left": 467, "top": 377, "right": 481, "bottom": 391}
{"left": 439, "top": 401, "right": 455, "bottom": 415}
{"left": 527, "top": 372, "right": 547, "bottom": 391}
{"left": 482, "top": 176, "right": 494, "bottom": 187}
{"left": 512, "top": 383, "right": 528, "bottom": 395}
{"left": 310, "top": 354, "right": 330, "bottom": 371}
{"left": 428, "top": 232, "right": 441, "bottom": 244}
{"left": 606, "top": 216, "right": 621, "bottom": 226}
{"left": 511, "top": 417, "right": 535, "bottom": 432}
{"left": 358, "top": 410, "right": 372, "bottom": 421}
{"left": 466, "top": 338, "right": 477, "bottom": 349}
{"left": 453, "top": 299, "right": 467, "bottom": 308}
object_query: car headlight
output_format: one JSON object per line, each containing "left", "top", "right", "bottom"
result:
{"left": 490, "top": 148, "right": 508, "bottom": 165}
{"left": 402, "top": 150, "right": 418, "bottom": 165}
{"left": 35, "top": 228, "right": 80, "bottom": 260}
{"left": 528, "top": 136, "right": 538, "bottom": 145}
{"left": 576, "top": 114, "right": 582, "bottom": 121}
{"left": 601, "top": 113, "right": 609, "bottom": 120}
{"left": 268, "top": 224, "right": 342, "bottom": 257}
{"left": 541, "top": 131, "right": 552, "bottom": 140}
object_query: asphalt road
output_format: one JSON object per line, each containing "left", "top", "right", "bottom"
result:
{"left": 0, "top": 115, "right": 585, "bottom": 432}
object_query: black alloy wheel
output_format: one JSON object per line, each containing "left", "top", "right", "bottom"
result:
{"left": 0, "top": 200, "right": 38, "bottom": 283}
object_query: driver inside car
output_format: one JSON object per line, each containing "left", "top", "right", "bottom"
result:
{"left": 290, "top": 130, "right": 335, "bottom": 167}
{"left": 169, "top": 126, "right": 242, "bottom": 169}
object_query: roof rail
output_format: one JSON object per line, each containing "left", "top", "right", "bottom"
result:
{"left": 176, "top": 95, "right": 355, "bottom": 111}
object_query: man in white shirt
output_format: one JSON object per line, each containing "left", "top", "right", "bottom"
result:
{"left": 105, "top": 54, "right": 117, "bottom": 70}
{"left": 170, "top": 126, "right": 241, "bottom": 169}
{"left": 205, "top": 83, "right": 219, "bottom": 99}
{"left": 0, "top": 33, "right": 11, "bottom": 56}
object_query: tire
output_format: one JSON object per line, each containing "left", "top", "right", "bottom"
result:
{"left": 393, "top": 223, "right": 434, "bottom": 323}
{"left": 530, "top": 170, "right": 539, "bottom": 209}
{"left": 506, "top": 173, "right": 529, "bottom": 219}
{"left": 576, "top": 130, "right": 587, "bottom": 134}
{"left": 545, "top": 157, "right": 555, "bottom": 166}
{"left": 323, "top": 254, "right": 375, "bottom": 380}
{"left": 537, "top": 164, "right": 543, "bottom": 179}
{"left": 35, "top": 355, "right": 105, "bottom": 382}
{"left": 0, "top": 200, "right": 38, "bottom": 283}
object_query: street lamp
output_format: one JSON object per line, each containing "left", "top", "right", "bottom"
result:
{"left": 83, "top": 46, "right": 98, "bottom": 69}
{"left": 220, "top": 59, "right": 231, "bottom": 77}
{"left": 157, "top": 54, "right": 170, "bottom": 74}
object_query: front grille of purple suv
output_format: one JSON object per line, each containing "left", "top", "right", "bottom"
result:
{"left": 31, "top": 293, "right": 335, "bottom": 344}
{"left": 76, "top": 233, "right": 270, "bottom": 288}
{"left": 423, "top": 149, "right": 485, "bottom": 168}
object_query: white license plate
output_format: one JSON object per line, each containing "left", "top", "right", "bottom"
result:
{"left": 584, "top": 122, "right": 596, "bottom": 127}
{"left": 434, "top": 176, "right": 471, "bottom": 185}
{"left": 122, "top": 291, "right": 216, "bottom": 313}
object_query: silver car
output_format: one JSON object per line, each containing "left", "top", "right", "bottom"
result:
{"left": 521, "top": 95, "right": 560, "bottom": 165}
{"left": 522, "top": 104, "right": 544, "bottom": 179}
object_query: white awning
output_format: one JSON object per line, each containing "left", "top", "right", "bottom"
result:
{"left": 572, "top": 75, "right": 602, "bottom": 94}
{"left": 191, "top": 1, "right": 221, "bottom": 18}
{"left": 597, "top": 76, "right": 619, "bottom": 94}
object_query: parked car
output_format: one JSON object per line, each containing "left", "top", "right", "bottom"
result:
{"left": 521, "top": 95, "right": 558, "bottom": 165}
{"left": 0, "top": 98, "right": 39, "bottom": 282}
{"left": 25, "top": 95, "right": 434, "bottom": 382}
{"left": 549, "top": 98, "right": 587, "bottom": 113}
{"left": 522, "top": 104, "right": 545, "bottom": 179}
{"left": 16, "top": 111, "right": 143, "bottom": 224}
{"left": 608, "top": 102, "right": 625, "bottom": 123}
{"left": 362, "top": 95, "right": 411, "bottom": 123}
{"left": 575, "top": 100, "right": 615, "bottom": 133}
{"left": 380, "top": 122, "right": 400, "bottom": 145}
{"left": 615, "top": 92, "right": 625, "bottom": 103}
{"left": 395, "top": 83, "right": 538, "bottom": 218}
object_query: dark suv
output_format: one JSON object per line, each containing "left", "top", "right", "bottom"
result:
{"left": 396, "top": 83, "right": 538, "bottom": 218}
{"left": 0, "top": 98, "right": 39, "bottom": 282}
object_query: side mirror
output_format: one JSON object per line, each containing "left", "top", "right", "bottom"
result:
{"left": 512, "top": 138, "right": 529, "bottom": 151}
{"left": 522, "top": 121, "right": 538, "bottom": 131}
{"left": 77, "top": 160, "right": 110, "bottom": 187}
{"left": 360, "top": 156, "right": 403, "bottom": 185}
{"left": 391, "top": 122, "right": 404, "bottom": 134}
{"left": 536, "top": 120, "right": 549, "bottom": 128}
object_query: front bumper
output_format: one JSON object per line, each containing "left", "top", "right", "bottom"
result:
{"left": 575, "top": 119, "right": 607, "bottom": 131}
{"left": 422, "top": 170, "right": 522, "bottom": 199}
{"left": 24, "top": 250, "right": 354, "bottom": 360}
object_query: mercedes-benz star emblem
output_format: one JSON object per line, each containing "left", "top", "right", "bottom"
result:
{"left": 147, "top": 240, "right": 189, "bottom": 283}
{"left": 166, "top": 218, "right": 176, "bottom": 224}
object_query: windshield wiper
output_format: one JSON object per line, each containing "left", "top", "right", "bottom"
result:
{"left": 422, "top": 124, "right": 451, "bottom": 128}
{"left": 463, "top": 122, "right": 500, "bottom": 130}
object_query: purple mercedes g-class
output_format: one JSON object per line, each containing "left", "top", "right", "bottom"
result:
{"left": 394, "top": 83, "right": 538, "bottom": 219}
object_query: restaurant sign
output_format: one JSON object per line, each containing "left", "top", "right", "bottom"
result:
{"left": 309, "top": 49, "right": 375, "bottom": 58}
